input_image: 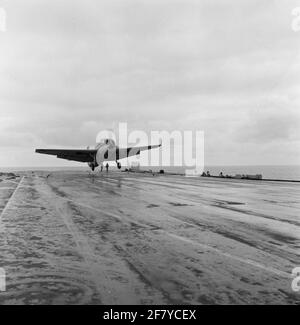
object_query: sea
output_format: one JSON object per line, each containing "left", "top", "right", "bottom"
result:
{"left": 1, "top": 165, "right": 300, "bottom": 181}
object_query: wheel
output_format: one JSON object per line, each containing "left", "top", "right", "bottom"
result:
{"left": 117, "top": 162, "right": 121, "bottom": 169}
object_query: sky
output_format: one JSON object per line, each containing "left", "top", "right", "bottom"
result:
{"left": 0, "top": 0, "right": 299, "bottom": 167}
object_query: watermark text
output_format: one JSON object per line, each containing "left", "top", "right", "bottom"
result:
{"left": 0, "top": 268, "right": 6, "bottom": 292}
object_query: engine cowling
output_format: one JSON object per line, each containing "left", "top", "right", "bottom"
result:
{"left": 96, "top": 147, "right": 114, "bottom": 163}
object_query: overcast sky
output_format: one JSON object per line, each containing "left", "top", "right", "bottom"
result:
{"left": 0, "top": 0, "right": 299, "bottom": 167}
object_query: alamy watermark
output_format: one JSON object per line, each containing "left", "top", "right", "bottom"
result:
{"left": 291, "top": 7, "right": 300, "bottom": 32}
{"left": 0, "top": 267, "right": 5, "bottom": 292}
{"left": 96, "top": 123, "right": 204, "bottom": 176}
{"left": 0, "top": 7, "right": 7, "bottom": 32}
{"left": 291, "top": 267, "right": 300, "bottom": 292}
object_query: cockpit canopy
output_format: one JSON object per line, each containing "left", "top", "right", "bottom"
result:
{"left": 96, "top": 138, "right": 116, "bottom": 149}
{"left": 103, "top": 138, "right": 116, "bottom": 146}
{"left": 96, "top": 130, "right": 116, "bottom": 148}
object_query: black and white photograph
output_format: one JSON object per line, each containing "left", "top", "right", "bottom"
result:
{"left": 0, "top": 0, "right": 299, "bottom": 309}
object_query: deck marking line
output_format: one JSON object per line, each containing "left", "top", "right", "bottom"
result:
{"left": 0, "top": 176, "right": 25, "bottom": 220}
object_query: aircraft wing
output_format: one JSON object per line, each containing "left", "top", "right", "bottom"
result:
{"left": 35, "top": 149, "right": 97, "bottom": 163}
{"left": 117, "top": 144, "right": 161, "bottom": 159}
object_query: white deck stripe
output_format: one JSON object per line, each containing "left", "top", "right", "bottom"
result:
{"left": 0, "top": 176, "right": 25, "bottom": 220}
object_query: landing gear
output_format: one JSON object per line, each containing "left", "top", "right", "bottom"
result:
{"left": 88, "top": 162, "right": 98, "bottom": 172}
{"left": 117, "top": 161, "right": 121, "bottom": 170}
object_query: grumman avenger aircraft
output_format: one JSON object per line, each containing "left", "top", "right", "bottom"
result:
{"left": 35, "top": 136, "right": 162, "bottom": 171}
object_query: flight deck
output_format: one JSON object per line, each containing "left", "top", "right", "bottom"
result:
{"left": 0, "top": 171, "right": 299, "bottom": 304}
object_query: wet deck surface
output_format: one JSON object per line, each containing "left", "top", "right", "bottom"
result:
{"left": 0, "top": 171, "right": 299, "bottom": 305}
